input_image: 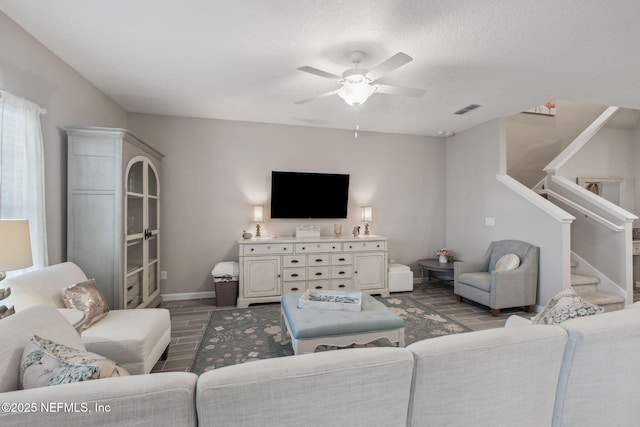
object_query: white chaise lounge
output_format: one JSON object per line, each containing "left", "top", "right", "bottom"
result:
{"left": 2, "top": 262, "right": 170, "bottom": 374}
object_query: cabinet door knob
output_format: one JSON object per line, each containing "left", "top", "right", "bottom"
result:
{"left": 291, "top": 259, "right": 299, "bottom": 264}
{"left": 291, "top": 273, "right": 299, "bottom": 278}
{"left": 302, "top": 247, "right": 306, "bottom": 250}
{"left": 338, "top": 258, "right": 345, "bottom": 262}
{"left": 250, "top": 248, "right": 254, "bottom": 252}
{"left": 291, "top": 287, "right": 299, "bottom": 291}
{"left": 338, "top": 271, "right": 345, "bottom": 275}
{"left": 315, "top": 272, "right": 322, "bottom": 276}
{"left": 338, "top": 284, "right": 345, "bottom": 288}
{"left": 315, "top": 258, "right": 322, "bottom": 262}
{"left": 315, "top": 285, "right": 322, "bottom": 289}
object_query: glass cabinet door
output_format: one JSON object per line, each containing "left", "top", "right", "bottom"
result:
{"left": 124, "top": 156, "right": 160, "bottom": 309}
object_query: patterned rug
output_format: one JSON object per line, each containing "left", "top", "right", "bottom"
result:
{"left": 190, "top": 295, "right": 470, "bottom": 374}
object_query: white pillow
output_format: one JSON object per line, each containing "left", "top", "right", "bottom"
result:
{"left": 495, "top": 254, "right": 520, "bottom": 271}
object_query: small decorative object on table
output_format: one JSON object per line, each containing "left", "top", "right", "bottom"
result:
{"left": 242, "top": 230, "right": 252, "bottom": 239}
{"left": 295, "top": 225, "right": 321, "bottom": 238}
{"left": 437, "top": 248, "right": 452, "bottom": 263}
{"left": 297, "top": 289, "right": 363, "bottom": 312}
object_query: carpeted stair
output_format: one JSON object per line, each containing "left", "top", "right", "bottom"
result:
{"left": 570, "top": 260, "right": 625, "bottom": 312}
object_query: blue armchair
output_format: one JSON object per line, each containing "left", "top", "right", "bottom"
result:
{"left": 454, "top": 240, "right": 539, "bottom": 316}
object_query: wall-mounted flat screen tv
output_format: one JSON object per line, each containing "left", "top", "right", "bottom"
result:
{"left": 270, "top": 171, "right": 349, "bottom": 219}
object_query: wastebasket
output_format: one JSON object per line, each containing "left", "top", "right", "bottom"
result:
{"left": 211, "top": 261, "right": 239, "bottom": 307}
{"left": 214, "top": 280, "right": 239, "bottom": 307}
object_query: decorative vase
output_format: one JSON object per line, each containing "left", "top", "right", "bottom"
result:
{"left": 439, "top": 255, "right": 448, "bottom": 263}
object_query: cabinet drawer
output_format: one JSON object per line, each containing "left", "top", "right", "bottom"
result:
{"left": 283, "top": 282, "right": 306, "bottom": 294}
{"left": 282, "top": 268, "right": 306, "bottom": 281}
{"left": 283, "top": 255, "right": 306, "bottom": 267}
{"left": 242, "top": 243, "right": 292, "bottom": 255}
{"left": 307, "top": 280, "right": 330, "bottom": 290}
{"left": 308, "top": 266, "right": 330, "bottom": 280}
{"left": 331, "top": 253, "right": 352, "bottom": 265}
{"left": 344, "top": 241, "right": 386, "bottom": 252}
{"left": 295, "top": 242, "right": 341, "bottom": 253}
{"left": 331, "top": 266, "right": 353, "bottom": 279}
{"left": 331, "top": 279, "right": 353, "bottom": 291}
{"left": 308, "top": 254, "right": 330, "bottom": 266}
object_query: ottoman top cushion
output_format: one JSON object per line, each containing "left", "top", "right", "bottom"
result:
{"left": 282, "top": 293, "right": 404, "bottom": 340}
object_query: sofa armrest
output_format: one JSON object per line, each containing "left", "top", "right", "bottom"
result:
{"left": 0, "top": 372, "right": 198, "bottom": 427}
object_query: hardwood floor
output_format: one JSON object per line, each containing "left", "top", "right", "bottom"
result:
{"left": 152, "top": 282, "right": 640, "bottom": 373}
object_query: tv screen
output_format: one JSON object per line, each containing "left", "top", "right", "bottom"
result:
{"left": 270, "top": 171, "right": 349, "bottom": 219}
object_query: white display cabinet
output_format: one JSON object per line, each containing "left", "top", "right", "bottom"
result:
{"left": 67, "top": 127, "right": 163, "bottom": 309}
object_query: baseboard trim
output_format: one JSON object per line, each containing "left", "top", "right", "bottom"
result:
{"left": 161, "top": 291, "right": 215, "bottom": 302}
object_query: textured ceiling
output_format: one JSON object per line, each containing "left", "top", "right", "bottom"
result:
{"left": 2, "top": 1, "right": 640, "bottom": 137}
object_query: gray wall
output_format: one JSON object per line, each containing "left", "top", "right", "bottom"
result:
{"left": 128, "top": 114, "right": 446, "bottom": 297}
{"left": 446, "top": 120, "right": 568, "bottom": 306}
{"left": 0, "top": 12, "right": 127, "bottom": 265}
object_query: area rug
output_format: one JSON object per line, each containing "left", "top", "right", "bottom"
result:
{"left": 190, "top": 295, "right": 470, "bottom": 374}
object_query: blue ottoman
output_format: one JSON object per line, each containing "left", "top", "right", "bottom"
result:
{"left": 280, "top": 293, "right": 405, "bottom": 355}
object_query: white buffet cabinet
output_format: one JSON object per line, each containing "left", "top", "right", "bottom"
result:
{"left": 237, "top": 235, "right": 389, "bottom": 308}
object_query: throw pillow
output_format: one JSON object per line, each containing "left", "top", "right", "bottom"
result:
{"left": 61, "top": 279, "right": 109, "bottom": 330}
{"left": 20, "top": 335, "right": 129, "bottom": 389}
{"left": 532, "top": 287, "right": 604, "bottom": 325}
{"left": 494, "top": 253, "right": 520, "bottom": 271}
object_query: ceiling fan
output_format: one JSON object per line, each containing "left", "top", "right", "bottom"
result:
{"left": 296, "top": 51, "right": 425, "bottom": 107}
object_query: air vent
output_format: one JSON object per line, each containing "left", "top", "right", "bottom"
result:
{"left": 453, "top": 104, "right": 481, "bottom": 115}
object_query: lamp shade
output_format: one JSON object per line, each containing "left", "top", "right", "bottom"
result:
{"left": 0, "top": 219, "right": 33, "bottom": 271}
{"left": 337, "top": 81, "right": 377, "bottom": 107}
{"left": 253, "top": 206, "right": 264, "bottom": 222}
{"left": 362, "top": 206, "right": 373, "bottom": 222}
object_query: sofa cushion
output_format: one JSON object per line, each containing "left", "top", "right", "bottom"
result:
{"left": 457, "top": 272, "right": 491, "bottom": 292}
{"left": 81, "top": 308, "right": 171, "bottom": 374}
{"left": 1, "top": 262, "right": 88, "bottom": 311}
{"left": 20, "top": 335, "right": 128, "bottom": 389}
{"left": 533, "top": 287, "right": 604, "bottom": 325}
{"left": 62, "top": 279, "right": 109, "bottom": 330}
{"left": 494, "top": 253, "right": 520, "bottom": 271}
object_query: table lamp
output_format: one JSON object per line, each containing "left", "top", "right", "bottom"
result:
{"left": 0, "top": 219, "right": 33, "bottom": 319}
{"left": 362, "top": 206, "right": 373, "bottom": 235}
{"left": 253, "top": 206, "right": 263, "bottom": 238}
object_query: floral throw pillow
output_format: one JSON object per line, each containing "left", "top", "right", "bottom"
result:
{"left": 532, "top": 287, "right": 604, "bottom": 325}
{"left": 20, "top": 335, "right": 129, "bottom": 389}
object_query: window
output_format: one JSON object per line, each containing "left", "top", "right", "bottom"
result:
{"left": 0, "top": 90, "right": 47, "bottom": 273}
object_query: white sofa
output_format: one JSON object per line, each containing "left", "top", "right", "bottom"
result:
{"left": 4, "top": 268, "right": 640, "bottom": 426}
{"left": 0, "top": 305, "right": 197, "bottom": 427}
{"left": 1, "top": 262, "right": 170, "bottom": 374}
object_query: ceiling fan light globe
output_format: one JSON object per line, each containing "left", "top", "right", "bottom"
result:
{"left": 337, "top": 81, "right": 377, "bottom": 106}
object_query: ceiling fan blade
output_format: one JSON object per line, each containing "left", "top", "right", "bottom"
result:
{"left": 295, "top": 89, "right": 339, "bottom": 104}
{"left": 297, "top": 66, "right": 341, "bottom": 81}
{"left": 366, "top": 52, "right": 413, "bottom": 81}
{"left": 376, "top": 84, "right": 425, "bottom": 98}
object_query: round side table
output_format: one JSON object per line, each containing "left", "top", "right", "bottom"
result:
{"left": 416, "top": 258, "right": 455, "bottom": 290}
